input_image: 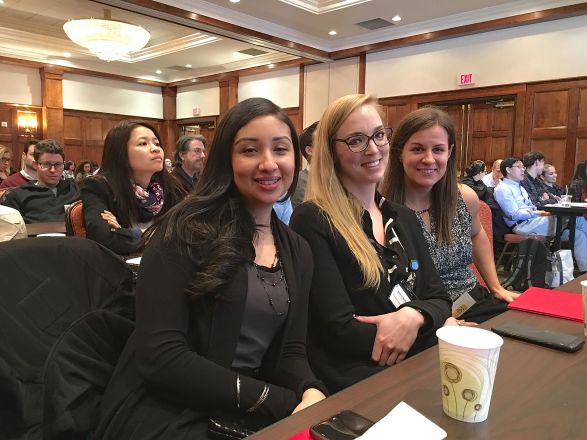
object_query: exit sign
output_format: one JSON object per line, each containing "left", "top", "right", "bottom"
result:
{"left": 458, "top": 73, "right": 475, "bottom": 86}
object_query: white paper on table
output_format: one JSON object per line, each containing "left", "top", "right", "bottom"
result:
{"left": 126, "top": 256, "right": 142, "bottom": 265}
{"left": 357, "top": 401, "right": 446, "bottom": 440}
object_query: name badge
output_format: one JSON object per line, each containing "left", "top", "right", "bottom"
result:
{"left": 452, "top": 291, "right": 477, "bottom": 318}
{"left": 389, "top": 282, "right": 412, "bottom": 308}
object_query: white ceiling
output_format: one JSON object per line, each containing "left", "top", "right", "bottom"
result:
{"left": 0, "top": 0, "right": 583, "bottom": 83}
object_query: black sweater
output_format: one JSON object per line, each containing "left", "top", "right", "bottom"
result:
{"left": 290, "top": 197, "right": 451, "bottom": 393}
{"left": 95, "top": 215, "right": 325, "bottom": 439}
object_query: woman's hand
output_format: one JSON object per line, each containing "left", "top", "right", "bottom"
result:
{"left": 292, "top": 388, "right": 326, "bottom": 414}
{"left": 491, "top": 286, "right": 520, "bottom": 303}
{"left": 101, "top": 210, "right": 121, "bottom": 229}
{"left": 354, "top": 307, "right": 424, "bottom": 366}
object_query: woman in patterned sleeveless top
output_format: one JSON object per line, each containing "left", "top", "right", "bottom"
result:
{"left": 381, "top": 107, "right": 517, "bottom": 323}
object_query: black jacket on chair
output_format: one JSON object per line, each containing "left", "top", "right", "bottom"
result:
{"left": 0, "top": 237, "right": 134, "bottom": 440}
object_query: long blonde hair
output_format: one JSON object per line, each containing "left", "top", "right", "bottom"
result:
{"left": 305, "top": 94, "right": 383, "bottom": 289}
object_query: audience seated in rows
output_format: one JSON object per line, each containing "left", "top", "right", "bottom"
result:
{"left": 569, "top": 160, "right": 587, "bottom": 203}
{"left": 80, "top": 121, "right": 184, "bottom": 255}
{"left": 75, "top": 160, "right": 93, "bottom": 182}
{"left": 495, "top": 157, "right": 587, "bottom": 272}
{"left": 521, "top": 151, "right": 557, "bottom": 207}
{"left": 172, "top": 134, "right": 207, "bottom": 194}
{"left": 291, "top": 121, "right": 317, "bottom": 208}
{"left": 382, "top": 107, "right": 514, "bottom": 324}
{"left": 290, "top": 95, "right": 452, "bottom": 393}
{"left": 94, "top": 98, "right": 326, "bottom": 439}
{"left": 0, "top": 139, "right": 78, "bottom": 223}
{"left": 0, "top": 140, "right": 38, "bottom": 189}
{"left": 482, "top": 159, "right": 502, "bottom": 188}
{"left": 0, "top": 144, "right": 12, "bottom": 182}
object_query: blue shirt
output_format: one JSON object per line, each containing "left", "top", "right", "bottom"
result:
{"left": 494, "top": 178, "right": 538, "bottom": 227}
{"left": 273, "top": 197, "right": 293, "bottom": 225}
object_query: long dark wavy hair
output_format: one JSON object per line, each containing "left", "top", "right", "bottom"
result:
{"left": 151, "top": 97, "right": 300, "bottom": 299}
{"left": 92, "top": 120, "right": 182, "bottom": 227}
{"left": 381, "top": 107, "right": 458, "bottom": 244}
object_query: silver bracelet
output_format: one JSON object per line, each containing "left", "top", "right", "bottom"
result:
{"left": 246, "top": 384, "right": 269, "bottom": 413}
{"left": 236, "top": 374, "right": 241, "bottom": 410}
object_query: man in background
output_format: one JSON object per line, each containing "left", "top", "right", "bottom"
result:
{"left": 291, "top": 121, "right": 317, "bottom": 208}
{"left": 521, "top": 151, "right": 557, "bottom": 207}
{"left": 1, "top": 139, "right": 78, "bottom": 223}
{"left": 0, "top": 139, "right": 38, "bottom": 189}
{"left": 172, "top": 135, "right": 207, "bottom": 194}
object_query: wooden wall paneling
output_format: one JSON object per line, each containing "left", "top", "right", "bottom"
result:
{"left": 512, "top": 90, "right": 527, "bottom": 157}
{"left": 219, "top": 76, "right": 239, "bottom": 118}
{"left": 576, "top": 87, "right": 587, "bottom": 165}
{"left": 379, "top": 98, "right": 414, "bottom": 131}
{"left": 162, "top": 86, "right": 177, "bottom": 159}
{"left": 63, "top": 114, "right": 83, "bottom": 164}
{"left": 40, "top": 67, "right": 64, "bottom": 144}
{"left": 524, "top": 79, "right": 587, "bottom": 183}
{"left": 468, "top": 103, "right": 515, "bottom": 165}
{"left": 283, "top": 108, "right": 302, "bottom": 134}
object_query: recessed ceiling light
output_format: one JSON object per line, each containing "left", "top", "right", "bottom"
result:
{"left": 0, "top": 1, "right": 5, "bottom": 5}
{"left": 229, "top": 0, "right": 240, "bottom": 3}
{"left": 185, "top": 64, "right": 192, "bottom": 68}
{"left": 191, "top": 79, "right": 197, "bottom": 83}
{"left": 63, "top": 52, "right": 72, "bottom": 58}
{"left": 155, "top": 69, "right": 162, "bottom": 74}
{"left": 392, "top": 15, "right": 402, "bottom": 22}
{"left": 328, "top": 30, "right": 337, "bottom": 36}
{"left": 268, "top": 63, "right": 275, "bottom": 68}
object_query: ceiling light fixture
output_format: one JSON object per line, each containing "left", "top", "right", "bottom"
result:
{"left": 185, "top": 64, "right": 192, "bottom": 68}
{"left": 268, "top": 63, "right": 275, "bottom": 68}
{"left": 392, "top": 15, "right": 402, "bottom": 22}
{"left": 63, "top": 52, "right": 72, "bottom": 58}
{"left": 230, "top": 0, "right": 241, "bottom": 3}
{"left": 329, "top": 30, "right": 337, "bottom": 36}
{"left": 155, "top": 69, "right": 162, "bottom": 74}
{"left": 63, "top": 9, "right": 150, "bottom": 62}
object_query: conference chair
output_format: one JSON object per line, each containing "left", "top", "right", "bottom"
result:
{"left": 65, "top": 200, "right": 86, "bottom": 237}
{"left": 469, "top": 200, "right": 493, "bottom": 287}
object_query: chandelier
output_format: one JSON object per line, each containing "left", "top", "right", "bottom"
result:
{"left": 63, "top": 13, "right": 150, "bottom": 62}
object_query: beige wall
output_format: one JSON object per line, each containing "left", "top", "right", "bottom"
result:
{"left": 238, "top": 67, "right": 300, "bottom": 108}
{"left": 62, "top": 73, "right": 163, "bottom": 119}
{"left": 304, "top": 57, "right": 359, "bottom": 127}
{"left": 366, "top": 15, "right": 587, "bottom": 98}
{"left": 177, "top": 82, "right": 220, "bottom": 118}
{"left": 0, "top": 63, "right": 42, "bottom": 105}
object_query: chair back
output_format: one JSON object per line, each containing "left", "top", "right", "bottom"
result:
{"left": 469, "top": 200, "right": 493, "bottom": 287}
{"left": 65, "top": 200, "right": 86, "bottom": 237}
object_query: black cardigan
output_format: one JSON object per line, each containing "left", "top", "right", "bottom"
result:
{"left": 290, "top": 198, "right": 451, "bottom": 393}
{"left": 95, "top": 215, "right": 325, "bottom": 439}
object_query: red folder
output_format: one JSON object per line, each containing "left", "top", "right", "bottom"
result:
{"left": 508, "top": 287, "right": 584, "bottom": 322}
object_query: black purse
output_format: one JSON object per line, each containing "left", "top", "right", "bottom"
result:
{"left": 208, "top": 413, "right": 273, "bottom": 440}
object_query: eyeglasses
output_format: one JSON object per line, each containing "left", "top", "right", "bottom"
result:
{"left": 38, "top": 162, "right": 65, "bottom": 170}
{"left": 510, "top": 165, "right": 525, "bottom": 170}
{"left": 335, "top": 128, "right": 393, "bottom": 153}
{"left": 1, "top": 157, "right": 12, "bottom": 163}
{"left": 189, "top": 148, "right": 206, "bottom": 154}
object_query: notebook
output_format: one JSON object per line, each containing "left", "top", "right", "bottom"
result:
{"left": 508, "top": 286, "right": 583, "bottom": 322}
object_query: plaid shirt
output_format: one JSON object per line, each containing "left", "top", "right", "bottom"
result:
{"left": 521, "top": 174, "right": 557, "bottom": 207}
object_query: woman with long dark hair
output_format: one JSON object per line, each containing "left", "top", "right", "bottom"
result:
{"left": 290, "top": 94, "right": 451, "bottom": 393}
{"left": 95, "top": 98, "right": 326, "bottom": 439}
{"left": 80, "top": 121, "right": 183, "bottom": 254}
{"left": 381, "top": 107, "right": 517, "bottom": 324}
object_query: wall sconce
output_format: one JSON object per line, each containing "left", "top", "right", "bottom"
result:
{"left": 17, "top": 111, "right": 38, "bottom": 137}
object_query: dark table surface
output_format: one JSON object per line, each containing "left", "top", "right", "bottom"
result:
{"left": 250, "top": 274, "right": 587, "bottom": 440}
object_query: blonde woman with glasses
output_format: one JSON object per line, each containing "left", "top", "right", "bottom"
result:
{"left": 290, "top": 95, "right": 451, "bottom": 393}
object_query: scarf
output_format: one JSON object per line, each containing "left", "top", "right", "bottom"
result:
{"left": 133, "top": 180, "right": 164, "bottom": 222}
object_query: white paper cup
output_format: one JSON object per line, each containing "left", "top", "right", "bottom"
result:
{"left": 436, "top": 326, "right": 503, "bottom": 423}
{"left": 581, "top": 281, "right": 587, "bottom": 338}
{"left": 561, "top": 195, "right": 572, "bottom": 207}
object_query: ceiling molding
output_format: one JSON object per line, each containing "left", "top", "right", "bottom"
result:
{"left": 277, "top": 0, "right": 372, "bottom": 14}
{"left": 91, "top": 0, "right": 332, "bottom": 62}
{"left": 127, "top": 33, "right": 221, "bottom": 62}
